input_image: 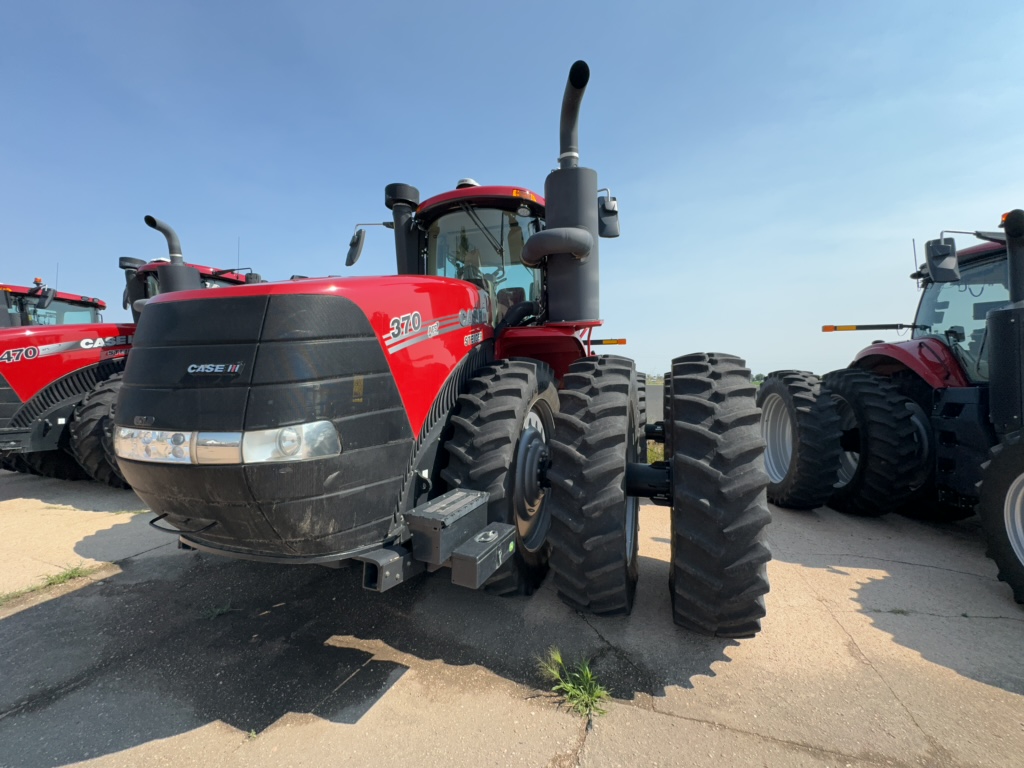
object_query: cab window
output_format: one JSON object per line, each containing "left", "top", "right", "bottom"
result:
{"left": 424, "top": 207, "right": 544, "bottom": 325}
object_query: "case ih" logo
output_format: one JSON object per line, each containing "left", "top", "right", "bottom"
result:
{"left": 187, "top": 362, "right": 244, "bottom": 374}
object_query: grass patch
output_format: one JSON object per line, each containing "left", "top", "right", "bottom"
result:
{"left": 647, "top": 440, "right": 664, "bottom": 464}
{"left": 111, "top": 508, "right": 150, "bottom": 516}
{"left": 0, "top": 563, "right": 102, "bottom": 607}
{"left": 538, "top": 646, "right": 609, "bottom": 719}
{"left": 43, "top": 563, "right": 96, "bottom": 588}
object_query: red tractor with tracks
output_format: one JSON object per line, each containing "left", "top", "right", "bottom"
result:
{"left": 112, "top": 61, "right": 772, "bottom": 637}
{"left": 0, "top": 219, "right": 257, "bottom": 486}
{"left": 758, "top": 211, "right": 1024, "bottom": 604}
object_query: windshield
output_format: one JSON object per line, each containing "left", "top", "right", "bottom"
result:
{"left": 913, "top": 255, "right": 1008, "bottom": 382}
{"left": 424, "top": 207, "right": 544, "bottom": 326}
{"left": 9, "top": 296, "right": 101, "bottom": 326}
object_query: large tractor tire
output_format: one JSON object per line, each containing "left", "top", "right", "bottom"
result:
{"left": 547, "top": 356, "right": 642, "bottom": 616}
{"left": 823, "top": 369, "right": 921, "bottom": 516}
{"left": 756, "top": 370, "right": 841, "bottom": 510}
{"left": 978, "top": 436, "right": 1024, "bottom": 604}
{"left": 441, "top": 359, "right": 559, "bottom": 595}
{"left": 668, "top": 353, "right": 771, "bottom": 638}
{"left": 70, "top": 374, "right": 130, "bottom": 489}
{"left": 22, "top": 449, "right": 90, "bottom": 481}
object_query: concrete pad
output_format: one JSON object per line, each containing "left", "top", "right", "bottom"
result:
{"left": 0, "top": 485, "right": 1021, "bottom": 768}
{"left": 581, "top": 700, "right": 890, "bottom": 767}
{"left": 0, "top": 470, "right": 163, "bottom": 593}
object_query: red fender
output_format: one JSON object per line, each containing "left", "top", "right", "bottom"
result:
{"left": 852, "top": 338, "right": 971, "bottom": 389}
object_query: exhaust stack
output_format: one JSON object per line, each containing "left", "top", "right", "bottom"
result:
{"left": 143, "top": 215, "right": 203, "bottom": 296}
{"left": 521, "top": 60, "right": 600, "bottom": 322}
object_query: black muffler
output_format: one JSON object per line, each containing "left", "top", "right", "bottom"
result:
{"left": 145, "top": 215, "right": 203, "bottom": 294}
{"left": 521, "top": 60, "right": 600, "bottom": 322}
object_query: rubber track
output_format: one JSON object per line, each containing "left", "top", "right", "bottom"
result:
{"left": 758, "top": 370, "right": 841, "bottom": 509}
{"left": 440, "top": 359, "right": 556, "bottom": 596}
{"left": 70, "top": 374, "right": 129, "bottom": 488}
{"left": 670, "top": 353, "right": 771, "bottom": 638}
{"left": 547, "top": 355, "right": 640, "bottom": 616}
{"left": 823, "top": 369, "right": 919, "bottom": 516}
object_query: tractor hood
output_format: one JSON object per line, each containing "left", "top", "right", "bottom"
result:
{"left": 114, "top": 275, "right": 493, "bottom": 560}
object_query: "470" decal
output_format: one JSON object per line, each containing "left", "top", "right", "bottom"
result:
{"left": 0, "top": 346, "right": 39, "bottom": 364}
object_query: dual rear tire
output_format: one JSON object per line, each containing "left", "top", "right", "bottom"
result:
{"left": 757, "top": 369, "right": 926, "bottom": 517}
{"left": 546, "top": 354, "right": 771, "bottom": 638}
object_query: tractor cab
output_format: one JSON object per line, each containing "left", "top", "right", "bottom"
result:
{"left": 418, "top": 185, "right": 546, "bottom": 327}
{"left": 913, "top": 239, "right": 1009, "bottom": 382}
{"left": 0, "top": 279, "right": 105, "bottom": 329}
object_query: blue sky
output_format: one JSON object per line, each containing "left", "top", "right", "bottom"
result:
{"left": 2, "top": 1, "right": 1023, "bottom": 377}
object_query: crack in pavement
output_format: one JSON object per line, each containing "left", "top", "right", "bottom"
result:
{"left": 620, "top": 702, "right": 923, "bottom": 768}
{"left": 779, "top": 552, "right": 989, "bottom": 579}
{"left": 547, "top": 717, "right": 588, "bottom": 768}
{"left": 863, "top": 608, "right": 1024, "bottom": 623}
{"left": 790, "top": 560, "right": 946, "bottom": 761}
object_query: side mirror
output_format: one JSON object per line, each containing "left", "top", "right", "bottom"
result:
{"left": 37, "top": 288, "right": 56, "bottom": 310}
{"left": 923, "top": 238, "right": 960, "bottom": 283}
{"left": 598, "top": 194, "right": 620, "bottom": 238}
{"left": 346, "top": 229, "right": 366, "bottom": 267}
{"left": 245, "top": 272, "right": 262, "bottom": 283}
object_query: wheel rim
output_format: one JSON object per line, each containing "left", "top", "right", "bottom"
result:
{"left": 905, "top": 401, "right": 931, "bottom": 492}
{"left": 832, "top": 394, "right": 859, "bottom": 488}
{"left": 513, "top": 405, "right": 552, "bottom": 553}
{"left": 760, "top": 392, "right": 793, "bottom": 484}
{"left": 1005, "top": 471, "right": 1024, "bottom": 566}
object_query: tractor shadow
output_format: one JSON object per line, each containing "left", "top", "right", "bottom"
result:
{"left": 0, "top": 515, "right": 735, "bottom": 768}
{"left": 768, "top": 503, "right": 1024, "bottom": 697}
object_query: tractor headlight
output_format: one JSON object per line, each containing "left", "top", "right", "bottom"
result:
{"left": 114, "top": 421, "right": 341, "bottom": 465}
{"left": 114, "top": 429, "right": 193, "bottom": 464}
{"left": 242, "top": 421, "right": 341, "bottom": 464}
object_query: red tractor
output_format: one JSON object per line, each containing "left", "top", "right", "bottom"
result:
{"left": 112, "top": 61, "right": 771, "bottom": 637}
{"left": 758, "top": 211, "right": 1024, "bottom": 604}
{"left": 0, "top": 217, "right": 256, "bottom": 486}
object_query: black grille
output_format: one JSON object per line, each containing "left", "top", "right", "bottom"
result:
{"left": 10, "top": 360, "right": 125, "bottom": 428}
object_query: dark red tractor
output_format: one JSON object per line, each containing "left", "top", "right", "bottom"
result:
{"left": 0, "top": 217, "right": 256, "bottom": 486}
{"left": 112, "top": 61, "right": 771, "bottom": 637}
{"left": 758, "top": 210, "right": 1024, "bottom": 604}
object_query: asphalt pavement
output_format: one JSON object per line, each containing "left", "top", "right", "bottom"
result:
{"left": 1, "top": 468, "right": 1022, "bottom": 768}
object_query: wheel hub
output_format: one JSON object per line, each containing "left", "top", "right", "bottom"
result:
{"left": 513, "top": 425, "right": 551, "bottom": 552}
{"left": 833, "top": 395, "right": 859, "bottom": 488}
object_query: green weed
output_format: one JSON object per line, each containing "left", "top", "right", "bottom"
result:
{"left": 43, "top": 563, "right": 96, "bottom": 587}
{"left": 0, "top": 563, "right": 101, "bottom": 607}
{"left": 538, "top": 646, "right": 609, "bottom": 719}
